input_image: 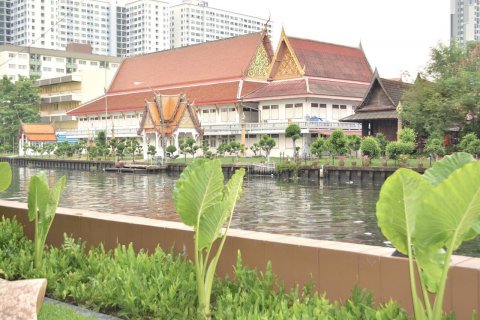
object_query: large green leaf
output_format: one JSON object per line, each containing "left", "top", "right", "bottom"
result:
{"left": 0, "top": 162, "right": 12, "bottom": 192}
{"left": 44, "top": 175, "right": 66, "bottom": 222}
{"left": 376, "top": 169, "right": 432, "bottom": 255}
{"left": 423, "top": 152, "right": 475, "bottom": 186}
{"left": 415, "top": 160, "right": 480, "bottom": 292}
{"left": 197, "top": 168, "right": 245, "bottom": 251}
{"left": 173, "top": 159, "right": 224, "bottom": 227}
{"left": 27, "top": 173, "right": 49, "bottom": 222}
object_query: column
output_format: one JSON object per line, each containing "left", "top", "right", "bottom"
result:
{"left": 142, "top": 131, "right": 148, "bottom": 160}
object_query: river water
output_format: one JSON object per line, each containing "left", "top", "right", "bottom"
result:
{"left": 2, "top": 166, "right": 479, "bottom": 256}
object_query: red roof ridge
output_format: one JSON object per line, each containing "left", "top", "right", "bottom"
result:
{"left": 124, "top": 32, "right": 263, "bottom": 62}
{"left": 287, "top": 36, "right": 361, "bottom": 51}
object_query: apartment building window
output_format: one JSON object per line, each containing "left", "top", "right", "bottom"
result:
{"left": 310, "top": 103, "right": 327, "bottom": 118}
{"left": 220, "top": 107, "right": 235, "bottom": 122}
{"left": 201, "top": 108, "right": 216, "bottom": 123}
{"left": 285, "top": 103, "right": 303, "bottom": 119}
{"left": 262, "top": 105, "right": 279, "bottom": 121}
{"left": 8, "top": 64, "right": 15, "bottom": 69}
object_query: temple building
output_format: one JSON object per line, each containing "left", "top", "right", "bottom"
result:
{"left": 137, "top": 93, "right": 203, "bottom": 159}
{"left": 66, "top": 28, "right": 372, "bottom": 157}
{"left": 18, "top": 123, "right": 57, "bottom": 156}
{"left": 340, "top": 70, "right": 411, "bottom": 141}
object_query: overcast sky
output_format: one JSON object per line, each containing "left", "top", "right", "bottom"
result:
{"left": 197, "top": 0, "right": 451, "bottom": 81}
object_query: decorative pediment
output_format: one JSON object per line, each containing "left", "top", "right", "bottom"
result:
{"left": 245, "top": 29, "right": 274, "bottom": 80}
{"left": 268, "top": 28, "right": 305, "bottom": 80}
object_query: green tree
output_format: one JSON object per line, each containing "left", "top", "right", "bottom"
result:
{"left": 147, "top": 145, "right": 157, "bottom": 163}
{"left": 361, "top": 137, "right": 381, "bottom": 159}
{"left": 228, "top": 141, "right": 243, "bottom": 161}
{"left": 374, "top": 133, "right": 388, "bottom": 156}
{"left": 249, "top": 142, "right": 261, "bottom": 157}
{"left": 179, "top": 137, "right": 199, "bottom": 162}
{"left": 326, "top": 129, "right": 348, "bottom": 163}
{"left": 166, "top": 145, "right": 178, "bottom": 160}
{"left": 459, "top": 132, "right": 478, "bottom": 151}
{"left": 424, "top": 136, "right": 446, "bottom": 159}
{"left": 398, "top": 128, "right": 417, "bottom": 144}
{"left": 258, "top": 135, "right": 275, "bottom": 159}
{"left": 0, "top": 76, "right": 40, "bottom": 153}
{"left": 309, "top": 136, "right": 326, "bottom": 159}
{"left": 347, "top": 134, "right": 362, "bottom": 157}
{"left": 285, "top": 123, "right": 301, "bottom": 159}
{"left": 401, "top": 41, "right": 480, "bottom": 137}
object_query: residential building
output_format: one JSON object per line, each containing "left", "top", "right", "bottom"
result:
{"left": 0, "top": 43, "right": 122, "bottom": 81}
{"left": 341, "top": 70, "right": 411, "bottom": 141}
{"left": 170, "top": 0, "right": 271, "bottom": 48}
{"left": 66, "top": 30, "right": 371, "bottom": 157}
{"left": 451, "top": 0, "right": 480, "bottom": 44}
{"left": 3, "top": 0, "right": 269, "bottom": 57}
{"left": 35, "top": 68, "right": 118, "bottom": 130}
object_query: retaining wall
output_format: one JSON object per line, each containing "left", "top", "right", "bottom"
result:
{"left": 0, "top": 200, "right": 478, "bottom": 319}
{"left": 0, "top": 157, "right": 114, "bottom": 171}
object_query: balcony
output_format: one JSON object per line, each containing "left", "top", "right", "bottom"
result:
{"left": 202, "top": 121, "right": 361, "bottom": 135}
{"left": 40, "top": 93, "right": 82, "bottom": 104}
{"left": 64, "top": 127, "right": 139, "bottom": 139}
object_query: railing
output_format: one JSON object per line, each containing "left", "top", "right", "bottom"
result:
{"left": 64, "top": 127, "right": 139, "bottom": 138}
{"left": 40, "top": 93, "right": 82, "bottom": 104}
{"left": 203, "top": 121, "right": 361, "bottom": 134}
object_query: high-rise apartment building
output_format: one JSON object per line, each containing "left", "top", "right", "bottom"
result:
{"left": 1, "top": 0, "right": 270, "bottom": 57}
{"left": 170, "top": 0, "right": 271, "bottom": 48}
{"left": 451, "top": 0, "right": 480, "bottom": 44}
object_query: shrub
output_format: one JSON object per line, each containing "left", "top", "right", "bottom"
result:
{"left": 386, "top": 142, "right": 415, "bottom": 160}
{"left": 374, "top": 133, "right": 388, "bottom": 156}
{"left": 424, "top": 137, "right": 445, "bottom": 158}
{"left": 459, "top": 132, "right": 478, "bottom": 151}
{"left": 398, "top": 128, "right": 417, "bottom": 144}
{"left": 326, "top": 129, "right": 348, "bottom": 156}
{"left": 360, "top": 137, "right": 380, "bottom": 159}
{"left": 309, "top": 136, "right": 326, "bottom": 159}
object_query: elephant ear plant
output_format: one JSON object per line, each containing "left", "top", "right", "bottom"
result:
{"left": 0, "top": 162, "right": 12, "bottom": 192}
{"left": 173, "top": 159, "right": 245, "bottom": 319}
{"left": 376, "top": 152, "right": 480, "bottom": 320}
{"left": 28, "top": 172, "right": 66, "bottom": 268}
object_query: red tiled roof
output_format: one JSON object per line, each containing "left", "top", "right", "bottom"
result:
{"left": 19, "top": 123, "right": 56, "bottom": 141}
{"left": 109, "top": 32, "right": 266, "bottom": 94}
{"left": 243, "top": 79, "right": 307, "bottom": 100}
{"left": 69, "top": 81, "right": 266, "bottom": 115}
{"left": 243, "top": 78, "right": 368, "bottom": 100}
{"left": 288, "top": 37, "right": 372, "bottom": 82}
{"left": 308, "top": 79, "right": 368, "bottom": 98}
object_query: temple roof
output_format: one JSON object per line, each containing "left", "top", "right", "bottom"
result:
{"left": 341, "top": 110, "right": 398, "bottom": 122}
{"left": 108, "top": 32, "right": 270, "bottom": 94}
{"left": 19, "top": 123, "right": 56, "bottom": 141}
{"left": 287, "top": 37, "right": 372, "bottom": 82}
{"left": 68, "top": 81, "right": 266, "bottom": 115}
{"left": 138, "top": 94, "right": 202, "bottom": 137}
{"left": 243, "top": 78, "right": 368, "bottom": 101}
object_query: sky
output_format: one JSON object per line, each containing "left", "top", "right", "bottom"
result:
{"left": 199, "top": 0, "right": 451, "bottom": 81}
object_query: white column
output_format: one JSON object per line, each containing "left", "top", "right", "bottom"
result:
{"left": 142, "top": 131, "right": 148, "bottom": 160}
{"left": 155, "top": 131, "right": 160, "bottom": 156}
{"left": 18, "top": 135, "right": 24, "bottom": 156}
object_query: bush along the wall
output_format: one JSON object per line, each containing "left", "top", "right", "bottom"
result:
{"left": 0, "top": 217, "right": 409, "bottom": 320}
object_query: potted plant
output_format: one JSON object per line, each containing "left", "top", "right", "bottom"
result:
{"left": 362, "top": 156, "right": 370, "bottom": 167}
{"left": 351, "top": 160, "right": 357, "bottom": 167}
{"left": 338, "top": 156, "right": 346, "bottom": 167}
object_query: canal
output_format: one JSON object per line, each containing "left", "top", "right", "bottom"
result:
{"left": 2, "top": 166, "right": 479, "bottom": 256}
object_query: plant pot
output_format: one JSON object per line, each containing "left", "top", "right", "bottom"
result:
{"left": 337, "top": 156, "right": 345, "bottom": 167}
{"left": 351, "top": 161, "right": 357, "bottom": 167}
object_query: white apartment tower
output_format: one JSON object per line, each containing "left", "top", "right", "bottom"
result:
{"left": 170, "top": 0, "right": 271, "bottom": 48}
{"left": 451, "top": 0, "right": 480, "bottom": 44}
{"left": 1, "top": 0, "right": 271, "bottom": 56}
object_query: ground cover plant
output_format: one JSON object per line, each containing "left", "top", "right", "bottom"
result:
{"left": 0, "top": 217, "right": 410, "bottom": 320}
{"left": 39, "top": 302, "right": 96, "bottom": 320}
{"left": 377, "top": 152, "right": 480, "bottom": 320}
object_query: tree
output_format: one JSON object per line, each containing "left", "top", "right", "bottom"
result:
{"left": 309, "top": 136, "right": 326, "bottom": 159}
{"left": 361, "top": 137, "right": 381, "bottom": 159}
{"left": 374, "top": 133, "right": 388, "bottom": 156}
{"left": 0, "top": 76, "right": 40, "bottom": 153}
{"left": 201, "top": 140, "right": 210, "bottom": 158}
{"left": 166, "top": 145, "right": 178, "bottom": 160}
{"left": 179, "top": 137, "right": 199, "bottom": 162}
{"left": 43, "top": 143, "right": 56, "bottom": 158}
{"left": 228, "top": 141, "right": 243, "bottom": 161}
{"left": 400, "top": 41, "right": 480, "bottom": 137}
{"left": 116, "top": 140, "right": 126, "bottom": 160}
{"left": 347, "top": 135, "right": 361, "bottom": 157}
{"left": 250, "top": 142, "right": 261, "bottom": 157}
{"left": 459, "top": 133, "right": 480, "bottom": 157}
{"left": 147, "top": 145, "right": 157, "bottom": 163}
{"left": 285, "top": 123, "right": 301, "bottom": 159}
{"left": 326, "top": 129, "right": 348, "bottom": 161}
{"left": 258, "top": 134, "right": 275, "bottom": 159}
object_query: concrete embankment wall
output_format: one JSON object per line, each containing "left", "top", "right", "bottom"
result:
{"left": 1, "top": 200, "right": 478, "bottom": 319}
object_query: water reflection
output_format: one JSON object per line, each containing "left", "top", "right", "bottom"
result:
{"left": 2, "top": 166, "right": 479, "bottom": 256}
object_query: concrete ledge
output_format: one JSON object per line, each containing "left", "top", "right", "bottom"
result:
{"left": 1, "top": 199, "right": 479, "bottom": 319}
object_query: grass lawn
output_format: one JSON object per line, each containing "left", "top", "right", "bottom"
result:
{"left": 38, "top": 303, "right": 96, "bottom": 320}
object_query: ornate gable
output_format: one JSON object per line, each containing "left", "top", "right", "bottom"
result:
{"left": 268, "top": 28, "right": 304, "bottom": 80}
{"left": 245, "top": 29, "right": 274, "bottom": 80}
